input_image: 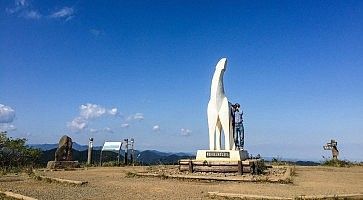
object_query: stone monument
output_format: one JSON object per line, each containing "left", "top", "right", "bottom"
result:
{"left": 47, "top": 135, "right": 80, "bottom": 169}
{"left": 196, "top": 58, "right": 249, "bottom": 162}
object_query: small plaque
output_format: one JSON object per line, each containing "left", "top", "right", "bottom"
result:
{"left": 206, "top": 151, "right": 230, "bottom": 158}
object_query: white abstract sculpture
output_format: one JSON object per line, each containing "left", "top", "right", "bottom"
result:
{"left": 207, "top": 58, "right": 235, "bottom": 151}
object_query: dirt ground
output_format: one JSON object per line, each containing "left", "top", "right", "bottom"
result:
{"left": 0, "top": 166, "right": 362, "bottom": 199}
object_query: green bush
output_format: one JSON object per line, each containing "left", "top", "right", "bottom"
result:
{"left": 321, "top": 159, "right": 352, "bottom": 167}
{"left": 0, "top": 132, "right": 42, "bottom": 174}
{"left": 102, "top": 161, "right": 121, "bottom": 167}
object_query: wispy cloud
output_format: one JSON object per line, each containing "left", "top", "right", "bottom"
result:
{"left": 180, "top": 128, "right": 192, "bottom": 136}
{"left": 128, "top": 113, "right": 144, "bottom": 121}
{"left": 6, "top": 0, "right": 41, "bottom": 20}
{"left": 6, "top": 1, "right": 78, "bottom": 21}
{"left": 103, "top": 127, "right": 113, "bottom": 133}
{"left": 68, "top": 103, "right": 118, "bottom": 132}
{"left": 6, "top": 0, "right": 27, "bottom": 14}
{"left": 16, "top": 0, "right": 27, "bottom": 7}
{"left": 134, "top": 113, "right": 144, "bottom": 121}
{"left": 67, "top": 117, "right": 87, "bottom": 132}
{"left": 108, "top": 108, "right": 118, "bottom": 116}
{"left": 121, "top": 123, "right": 130, "bottom": 128}
{"left": 80, "top": 103, "right": 117, "bottom": 119}
{"left": 0, "top": 124, "right": 16, "bottom": 132}
{"left": 0, "top": 104, "right": 16, "bottom": 123}
{"left": 89, "top": 128, "right": 99, "bottom": 133}
{"left": 23, "top": 10, "right": 41, "bottom": 19}
{"left": 50, "top": 7, "right": 74, "bottom": 21}
{"left": 152, "top": 125, "right": 160, "bottom": 132}
{"left": 90, "top": 29, "right": 104, "bottom": 37}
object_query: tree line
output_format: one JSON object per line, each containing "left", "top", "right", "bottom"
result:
{"left": 0, "top": 132, "right": 41, "bottom": 173}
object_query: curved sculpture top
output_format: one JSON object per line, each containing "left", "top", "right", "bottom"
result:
{"left": 207, "top": 58, "right": 234, "bottom": 150}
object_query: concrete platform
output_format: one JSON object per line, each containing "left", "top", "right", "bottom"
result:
{"left": 196, "top": 149, "right": 249, "bottom": 162}
{"left": 46, "top": 161, "right": 80, "bottom": 169}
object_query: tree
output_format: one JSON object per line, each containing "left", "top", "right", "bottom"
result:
{"left": 0, "top": 131, "right": 41, "bottom": 172}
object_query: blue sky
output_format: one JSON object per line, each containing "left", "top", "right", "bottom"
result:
{"left": 1, "top": 0, "right": 362, "bottom": 161}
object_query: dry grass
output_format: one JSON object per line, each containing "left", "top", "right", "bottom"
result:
{"left": 0, "top": 166, "right": 362, "bottom": 199}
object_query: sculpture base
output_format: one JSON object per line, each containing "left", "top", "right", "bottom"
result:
{"left": 47, "top": 161, "right": 80, "bottom": 169}
{"left": 196, "top": 150, "right": 249, "bottom": 162}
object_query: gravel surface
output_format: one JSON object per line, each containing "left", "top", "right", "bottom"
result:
{"left": 0, "top": 166, "right": 362, "bottom": 199}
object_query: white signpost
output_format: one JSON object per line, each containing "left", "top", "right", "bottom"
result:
{"left": 102, "top": 141, "right": 122, "bottom": 151}
{"left": 100, "top": 141, "right": 123, "bottom": 165}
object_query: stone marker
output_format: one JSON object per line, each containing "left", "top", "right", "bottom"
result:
{"left": 47, "top": 135, "right": 80, "bottom": 169}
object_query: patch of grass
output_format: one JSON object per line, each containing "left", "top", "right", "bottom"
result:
{"left": 279, "top": 176, "right": 293, "bottom": 184}
{"left": 0, "top": 166, "right": 37, "bottom": 176}
{"left": 322, "top": 159, "right": 353, "bottom": 167}
{"left": 146, "top": 166, "right": 154, "bottom": 171}
{"left": 159, "top": 173, "right": 169, "bottom": 180}
{"left": 31, "top": 174, "right": 49, "bottom": 182}
{"left": 255, "top": 160, "right": 268, "bottom": 175}
{"left": 271, "top": 156, "right": 288, "bottom": 166}
{"left": 102, "top": 161, "right": 122, "bottom": 167}
{"left": 255, "top": 176, "right": 270, "bottom": 183}
{"left": 0, "top": 193, "right": 17, "bottom": 200}
{"left": 0, "top": 167, "right": 21, "bottom": 175}
{"left": 125, "top": 172, "right": 138, "bottom": 178}
{"left": 290, "top": 165, "right": 297, "bottom": 176}
{"left": 82, "top": 163, "right": 97, "bottom": 168}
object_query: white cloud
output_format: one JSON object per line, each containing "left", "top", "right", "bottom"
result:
{"left": 0, "top": 104, "right": 16, "bottom": 123}
{"left": 16, "top": 0, "right": 27, "bottom": 7}
{"left": 6, "top": 0, "right": 28, "bottom": 14}
{"left": 121, "top": 123, "right": 130, "bottom": 128}
{"left": 0, "top": 124, "right": 17, "bottom": 132}
{"left": 103, "top": 127, "right": 113, "bottom": 133}
{"left": 6, "top": 0, "right": 41, "bottom": 20}
{"left": 50, "top": 7, "right": 74, "bottom": 21}
{"left": 108, "top": 108, "right": 118, "bottom": 116}
{"left": 126, "top": 113, "right": 144, "bottom": 121}
{"left": 67, "top": 117, "right": 87, "bottom": 132}
{"left": 79, "top": 103, "right": 118, "bottom": 119}
{"left": 133, "top": 113, "right": 144, "bottom": 121}
{"left": 68, "top": 103, "right": 119, "bottom": 132}
{"left": 152, "top": 125, "right": 160, "bottom": 132}
{"left": 180, "top": 128, "right": 192, "bottom": 136}
{"left": 89, "top": 128, "right": 99, "bottom": 133}
{"left": 80, "top": 103, "right": 107, "bottom": 119}
{"left": 23, "top": 10, "right": 41, "bottom": 19}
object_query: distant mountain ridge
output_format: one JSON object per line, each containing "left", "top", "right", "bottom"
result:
{"left": 30, "top": 142, "right": 195, "bottom": 165}
{"left": 29, "top": 143, "right": 193, "bottom": 156}
{"left": 37, "top": 148, "right": 195, "bottom": 166}
{"left": 31, "top": 143, "right": 319, "bottom": 166}
{"left": 29, "top": 142, "right": 102, "bottom": 151}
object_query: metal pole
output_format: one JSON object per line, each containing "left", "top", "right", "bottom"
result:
{"left": 130, "top": 138, "right": 134, "bottom": 165}
{"left": 117, "top": 149, "right": 120, "bottom": 165}
{"left": 99, "top": 150, "right": 103, "bottom": 166}
{"left": 124, "top": 139, "right": 128, "bottom": 165}
{"left": 87, "top": 138, "right": 93, "bottom": 165}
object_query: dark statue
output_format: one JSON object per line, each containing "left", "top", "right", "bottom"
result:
{"left": 47, "top": 135, "right": 79, "bottom": 169}
{"left": 55, "top": 135, "right": 73, "bottom": 161}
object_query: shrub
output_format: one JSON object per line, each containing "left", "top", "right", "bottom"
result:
{"left": 321, "top": 159, "right": 352, "bottom": 167}
{"left": 102, "top": 161, "right": 121, "bottom": 167}
{"left": 0, "top": 132, "right": 41, "bottom": 174}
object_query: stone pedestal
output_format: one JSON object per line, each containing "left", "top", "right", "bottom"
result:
{"left": 196, "top": 150, "right": 249, "bottom": 162}
{"left": 47, "top": 161, "right": 80, "bottom": 169}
